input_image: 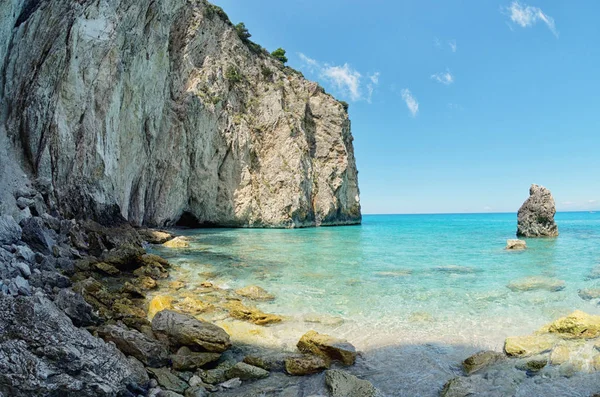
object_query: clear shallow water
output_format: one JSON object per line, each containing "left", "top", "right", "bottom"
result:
{"left": 152, "top": 212, "right": 600, "bottom": 395}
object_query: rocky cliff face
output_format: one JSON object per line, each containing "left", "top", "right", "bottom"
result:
{"left": 0, "top": 0, "right": 360, "bottom": 228}
{"left": 516, "top": 184, "right": 559, "bottom": 237}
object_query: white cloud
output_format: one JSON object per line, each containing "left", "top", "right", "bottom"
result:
{"left": 401, "top": 89, "right": 419, "bottom": 117}
{"left": 506, "top": 1, "right": 558, "bottom": 37}
{"left": 431, "top": 69, "right": 454, "bottom": 85}
{"left": 298, "top": 53, "right": 379, "bottom": 103}
{"left": 322, "top": 64, "right": 362, "bottom": 101}
{"left": 449, "top": 40, "right": 457, "bottom": 52}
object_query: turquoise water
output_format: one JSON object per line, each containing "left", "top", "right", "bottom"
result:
{"left": 152, "top": 212, "right": 600, "bottom": 394}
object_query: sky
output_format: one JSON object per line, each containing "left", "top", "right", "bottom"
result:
{"left": 212, "top": 0, "right": 600, "bottom": 214}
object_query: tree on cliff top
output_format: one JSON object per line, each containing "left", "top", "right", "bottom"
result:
{"left": 271, "top": 48, "right": 288, "bottom": 64}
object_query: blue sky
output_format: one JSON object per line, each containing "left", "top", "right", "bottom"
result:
{"left": 212, "top": 0, "right": 600, "bottom": 214}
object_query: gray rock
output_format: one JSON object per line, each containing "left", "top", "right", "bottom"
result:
{"left": 147, "top": 367, "right": 189, "bottom": 393}
{"left": 13, "top": 276, "right": 31, "bottom": 296}
{"left": 98, "top": 324, "right": 169, "bottom": 367}
{"left": 171, "top": 346, "right": 221, "bottom": 371}
{"left": 54, "top": 288, "right": 100, "bottom": 327}
{"left": 516, "top": 184, "right": 559, "bottom": 237}
{"left": 20, "top": 217, "right": 54, "bottom": 255}
{"left": 462, "top": 350, "right": 505, "bottom": 375}
{"left": 14, "top": 245, "right": 35, "bottom": 264}
{"left": 219, "top": 378, "right": 242, "bottom": 390}
{"left": 184, "top": 386, "right": 209, "bottom": 397}
{"left": 151, "top": 310, "right": 231, "bottom": 353}
{"left": 325, "top": 369, "right": 377, "bottom": 397}
{"left": 0, "top": 215, "right": 21, "bottom": 246}
{"left": 16, "top": 197, "right": 34, "bottom": 210}
{"left": 0, "top": 294, "right": 143, "bottom": 396}
{"left": 14, "top": 262, "right": 31, "bottom": 278}
{"left": 159, "top": 391, "right": 185, "bottom": 397}
{"left": 226, "top": 362, "right": 270, "bottom": 381}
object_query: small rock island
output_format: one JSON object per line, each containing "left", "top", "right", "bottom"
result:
{"left": 516, "top": 184, "right": 559, "bottom": 237}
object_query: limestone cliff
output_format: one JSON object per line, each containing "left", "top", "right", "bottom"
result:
{"left": 0, "top": 0, "right": 361, "bottom": 228}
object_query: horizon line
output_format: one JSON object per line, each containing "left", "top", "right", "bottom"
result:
{"left": 362, "top": 210, "right": 598, "bottom": 216}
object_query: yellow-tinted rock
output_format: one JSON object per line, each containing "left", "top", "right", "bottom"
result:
{"left": 235, "top": 285, "right": 275, "bottom": 301}
{"left": 506, "top": 239, "right": 526, "bottom": 250}
{"left": 297, "top": 330, "right": 357, "bottom": 366}
{"left": 543, "top": 310, "right": 600, "bottom": 339}
{"left": 224, "top": 300, "right": 282, "bottom": 326}
{"left": 169, "top": 280, "right": 186, "bottom": 290}
{"left": 148, "top": 295, "right": 174, "bottom": 319}
{"left": 136, "top": 276, "right": 157, "bottom": 290}
{"left": 138, "top": 229, "right": 174, "bottom": 244}
{"left": 174, "top": 297, "right": 213, "bottom": 315}
{"left": 285, "top": 355, "right": 330, "bottom": 376}
{"left": 113, "top": 298, "right": 146, "bottom": 319}
{"left": 507, "top": 276, "right": 565, "bottom": 292}
{"left": 504, "top": 335, "right": 555, "bottom": 357}
{"left": 162, "top": 236, "right": 190, "bottom": 248}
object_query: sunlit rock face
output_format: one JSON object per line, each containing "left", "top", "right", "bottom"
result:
{"left": 0, "top": 0, "right": 360, "bottom": 228}
{"left": 516, "top": 184, "right": 558, "bottom": 237}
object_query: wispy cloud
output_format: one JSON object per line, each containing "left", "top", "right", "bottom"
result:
{"left": 506, "top": 1, "right": 558, "bottom": 37}
{"left": 366, "top": 72, "right": 380, "bottom": 103}
{"left": 431, "top": 69, "right": 454, "bottom": 85}
{"left": 322, "top": 64, "right": 362, "bottom": 101}
{"left": 449, "top": 40, "right": 457, "bottom": 52}
{"left": 401, "top": 89, "right": 419, "bottom": 117}
{"left": 298, "top": 53, "right": 378, "bottom": 103}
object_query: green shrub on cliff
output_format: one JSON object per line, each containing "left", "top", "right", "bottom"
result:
{"left": 339, "top": 101, "right": 349, "bottom": 112}
{"left": 271, "top": 48, "right": 288, "bottom": 64}
{"left": 225, "top": 66, "right": 243, "bottom": 83}
{"left": 204, "top": 5, "right": 231, "bottom": 24}
{"left": 235, "top": 23, "right": 251, "bottom": 42}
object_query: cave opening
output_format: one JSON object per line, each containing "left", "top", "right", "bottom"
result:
{"left": 174, "top": 211, "right": 217, "bottom": 228}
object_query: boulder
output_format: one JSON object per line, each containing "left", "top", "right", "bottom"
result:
{"left": 171, "top": 346, "right": 221, "bottom": 371}
{"left": 297, "top": 330, "right": 357, "bottom": 366}
{"left": 505, "top": 239, "right": 526, "bottom": 250}
{"left": 151, "top": 310, "right": 231, "bottom": 352}
{"left": 147, "top": 367, "right": 189, "bottom": 394}
{"left": 516, "top": 184, "right": 559, "bottom": 237}
{"left": 184, "top": 386, "right": 209, "bottom": 397}
{"left": 0, "top": 295, "right": 144, "bottom": 396}
{"left": 97, "top": 324, "right": 169, "bottom": 367}
{"left": 224, "top": 300, "right": 282, "bottom": 325}
{"left": 235, "top": 285, "right": 275, "bottom": 301}
{"left": 462, "top": 350, "right": 505, "bottom": 375}
{"left": 243, "top": 355, "right": 271, "bottom": 371}
{"left": 325, "top": 369, "right": 377, "bottom": 397}
{"left": 225, "top": 362, "right": 270, "bottom": 380}
{"left": 163, "top": 237, "right": 190, "bottom": 248}
{"left": 542, "top": 310, "right": 600, "bottom": 339}
{"left": 0, "top": 215, "right": 21, "bottom": 245}
{"left": 138, "top": 229, "right": 175, "bottom": 244}
{"left": 504, "top": 335, "right": 555, "bottom": 357}
{"left": 284, "top": 354, "right": 330, "bottom": 375}
{"left": 506, "top": 276, "right": 565, "bottom": 292}
{"left": 20, "top": 217, "right": 54, "bottom": 255}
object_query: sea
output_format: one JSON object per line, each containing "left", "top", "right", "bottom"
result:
{"left": 151, "top": 212, "right": 600, "bottom": 396}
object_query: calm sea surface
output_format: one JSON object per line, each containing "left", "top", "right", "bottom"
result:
{"left": 152, "top": 212, "right": 600, "bottom": 395}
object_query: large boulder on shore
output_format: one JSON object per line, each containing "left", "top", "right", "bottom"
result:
{"left": 97, "top": 324, "right": 169, "bottom": 367}
{"left": 325, "top": 369, "right": 377, "bottom": 397}
{"left": 0, "top": 294, "right": 145, "bottom": 396}
{"left": 516, "top": 184, "right": 559, "bottom": 237}
{"left": 297, "top": 330, "right": 357, "bottom": 366}
{"left": 151, "top": 310, "right": 231, "bottom": 352}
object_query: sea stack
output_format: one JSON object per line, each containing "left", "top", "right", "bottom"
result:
{"left": 516, "top": 184, "right": 559, "bottom": 237}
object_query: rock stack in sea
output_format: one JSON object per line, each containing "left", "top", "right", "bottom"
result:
{"left": 516, "top": 184, "right": 559, "bottom": 237}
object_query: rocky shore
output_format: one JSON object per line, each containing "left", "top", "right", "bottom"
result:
{"left": 0, "top": 182, "right": 377, "bottom": 396}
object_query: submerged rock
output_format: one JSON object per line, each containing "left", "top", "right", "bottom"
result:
{"left": 542, "top": 310, "right": 600, "bottom": 339}
{"left": 463, "top": 350, "right": 505, "bottom": 375}
{"left": 151, "top": 310, "right": 231, "bottom": 352}
{"left": 504, "top": 335, "right": 556, "bottom": 357}
{"left": 226, "top": 362, "right": 270, "bottom": 380}
{"left": 507, "top": 276, "right": 565, "bottom": 292}
{"left": 578, "top": 288, "right": 600, "bottom": 301}
{"left": 235, "top": 285, "right": 275, "bottom": 301}
{"left": 506, "top": 239, "right": 527, "bottom": 250}
{"left": 163, "top": 237, "right": 191, "bottom": 249}
{"left": 516, "top": 184, "right": 559, "bottom": 237}
{"left": 297, "top": 330, "right": 357, "bottom": 366}
{"left": 325, "top": 369, "right": 377, "bottom": 397}
{"left": 224, "top": 300, "right": 282, "bottom": 325}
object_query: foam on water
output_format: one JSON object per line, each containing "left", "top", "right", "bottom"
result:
{"left": 151, "top": 212, "right": 600, "bottom": 395}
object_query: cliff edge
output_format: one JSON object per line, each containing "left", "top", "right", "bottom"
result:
{"left": 0, "top": 0, "right": 361, "bottom": 228}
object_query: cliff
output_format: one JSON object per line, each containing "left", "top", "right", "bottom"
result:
{"left": 0, "top": 0, "right": 361, "bottom": 228}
